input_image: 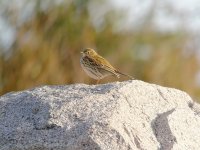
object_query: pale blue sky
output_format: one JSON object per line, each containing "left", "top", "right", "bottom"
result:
{"left": 110, "top": 0, "right": 200, "bottom": 32}
{"left": 0, "top": 0, "right": 200, "bottom": 50}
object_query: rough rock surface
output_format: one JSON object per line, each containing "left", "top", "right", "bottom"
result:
{"left": 0, "top": 80, "right": 200, "bottom": 150}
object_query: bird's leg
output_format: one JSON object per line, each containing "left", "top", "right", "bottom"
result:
{"left": 96, "top": 79, "right": 100, "bottom": 84}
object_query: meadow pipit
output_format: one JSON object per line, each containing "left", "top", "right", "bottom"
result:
{"left": 80, "top": 48, "right": 134, "bottom": 84}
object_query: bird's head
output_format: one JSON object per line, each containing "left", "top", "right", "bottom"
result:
{"left": 81, "top": 48, "right": 98, "bottom": 57}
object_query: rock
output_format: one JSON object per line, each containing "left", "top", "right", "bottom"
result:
{"left": 0, "top": 80, "right": 200, "bottom": 150}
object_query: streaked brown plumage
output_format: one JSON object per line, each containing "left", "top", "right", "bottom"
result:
{"left": 80, "top": 48, "right": 134, "bottom": 84}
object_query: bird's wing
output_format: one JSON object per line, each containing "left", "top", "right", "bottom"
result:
{"left": 85, "top": 55, "right": 117, "bottom": 75}
{"left": 93, "top": 55, "right": 119, "bottom": 75}
{"left": 86, "top": 55, "right": 134, "bottom": 79}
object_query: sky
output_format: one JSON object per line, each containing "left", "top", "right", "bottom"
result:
{"left": 110, "top": 0, "right": 200, "bottom": 32}
{"left": 0, "top": 0, "right": 200, "bottom": 50}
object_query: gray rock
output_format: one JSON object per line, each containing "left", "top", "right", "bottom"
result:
{"left": 0, "top": 80, "right": 200, "bottom": 150}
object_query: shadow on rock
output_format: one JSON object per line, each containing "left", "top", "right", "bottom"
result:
{"left": 151, "top": 109, "right": 177, "bottom": 150}
{"left": 0, "top": 91, "right": 100, "bottom": 150}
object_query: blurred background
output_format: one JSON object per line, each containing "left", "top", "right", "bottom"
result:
{"left": 0, "top": 0, "right": 200, "bottom": 102}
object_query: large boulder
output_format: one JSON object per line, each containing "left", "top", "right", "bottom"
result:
{"left": 0, "top": 80, "right": 200, "bottom": 150}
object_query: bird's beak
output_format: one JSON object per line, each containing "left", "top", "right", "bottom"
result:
{"left": 80, "top": 52, "right": 83, "bottom": 54}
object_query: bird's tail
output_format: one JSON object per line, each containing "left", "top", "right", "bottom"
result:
{"left": 115, "top": 70, "right": 134, "bottom": 80}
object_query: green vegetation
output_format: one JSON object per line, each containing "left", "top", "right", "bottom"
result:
{"left": 0, "top": 0, "right": 199, "bottom": 101}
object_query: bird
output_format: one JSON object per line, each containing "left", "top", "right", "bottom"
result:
{"left": 80, "top": 48, "right": 134, "bottom": 84}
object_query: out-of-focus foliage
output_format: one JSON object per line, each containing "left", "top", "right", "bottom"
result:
{"left": 0, "top": 0, "right": 200, "bottom": 101}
